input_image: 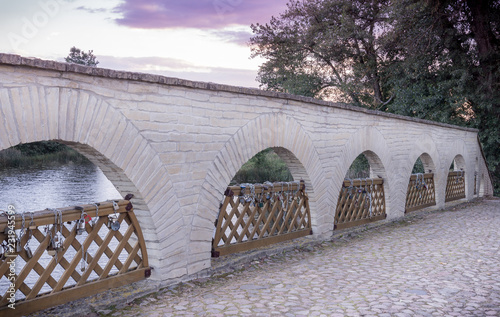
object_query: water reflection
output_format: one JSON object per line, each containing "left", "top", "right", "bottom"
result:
{"left": 0, "top": 163, "right": 121, "bottom": 212}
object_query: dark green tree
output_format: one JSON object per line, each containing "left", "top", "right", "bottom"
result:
{"left": 250, "top": 0, "right": 394, "bottom": 107}
{"left": 384, "top": 0, "right": 500, "bottom": 194}
{"left": 65, "top": 46, "right": 99, "bottom": 67}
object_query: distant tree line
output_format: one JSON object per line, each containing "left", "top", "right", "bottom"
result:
{"left": 0, "top": 142, "right": 89, "bottom": 168}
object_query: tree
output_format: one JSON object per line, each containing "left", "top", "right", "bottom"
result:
{"left": 65, "top": 46, "right": 99, "bottom": 67}
{"left": 250, "top": 0, "right": 394, "bottom": 107}
{"left": 381, "top": 0, "right": 474, "bottom": 122}
{"left": 386, "top": 0, "right": 500, "bottom": 194}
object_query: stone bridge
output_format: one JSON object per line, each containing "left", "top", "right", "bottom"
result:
{"left": 0, "top": 54, "right": 493, "bottom": 283}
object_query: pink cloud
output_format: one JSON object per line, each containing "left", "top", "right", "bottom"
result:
{"left": 97, "top": 55, "right": 260, "bottom": 87}
{"left": 113, "top": 0, "right": 288, "bottom": 29}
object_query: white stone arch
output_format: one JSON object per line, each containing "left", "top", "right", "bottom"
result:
{"left": 333, "top": 126, "right": 400, "bottom": 219}
{"left": 0, "top": 85, "right": 182, "bottom": 280}
{"left": 404, "top": 136, "right": 442, "bottom": 205}
{"left": 405, "top": 135, "right": 441, "bottom": 174}
{"left": 441, "top": 139, "right": 471, "bottom": 201}
{"left": 190, "top": 112, "right": 328, "bottom": 272}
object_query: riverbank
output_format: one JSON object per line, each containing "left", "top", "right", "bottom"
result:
{"left": 0, "top": 143, "right": 89, "bottom": 169}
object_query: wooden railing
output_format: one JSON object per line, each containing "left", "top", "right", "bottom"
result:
{"left": 0, "top": 197, "right": 149, "bottom": 316}
{"left": 445, "top": 171, "right": 466, "bottom": 202}
{"left": 213, "top": 180, "right": 312, "bottom": 257}
{"left": 335, "top": 178, "right": 386, "bottom": 230}
{"left": 405, "top": 173, "right": 436, "bottom": 213}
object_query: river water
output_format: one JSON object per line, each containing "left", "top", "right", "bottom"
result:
{"left": 0, "top": 163, "right": 122, "bottom": 300}
{"left": 0, "top": 163, "right": 121, "bottom": 212}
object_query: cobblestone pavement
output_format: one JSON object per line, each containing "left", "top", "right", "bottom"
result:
{"left": 56, "top": 199, "right": 500, "bottom": 317}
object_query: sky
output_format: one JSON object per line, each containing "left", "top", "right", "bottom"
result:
{"left": 0, "top": 0, "right": 289, "bottom": 88}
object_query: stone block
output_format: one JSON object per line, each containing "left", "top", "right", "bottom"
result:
{"left": 123, "top": 109, "right": 150, "bottom": 121}
{"left": 10, "top": 88, "right": 28, "bottom": 143}
{"left": 103, "top": 119, "right": 128, "bottom": 158}
{"left": 179, "top": 142, "right": 204, "bottom": 152}
{"left": 187, "top": 260, "right": 211, "bottom": 275}
{"left": 128, "top": 82, "right": 159, "bottom": 94}
{"left": 0, "top": 89, "right": 19, "bottom": 146}
{"left": 136, "top": 101, "right": 167, "bottom": 112}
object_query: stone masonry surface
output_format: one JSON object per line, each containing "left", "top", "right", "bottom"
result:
{"left": 0, "top": 54, "right": 494, "bottom": 282}
{"left": 33, "top": 198, "right": 500, "bottom": 317}
{"left": 0, "top": 53, "right": 494, "bottom": 283}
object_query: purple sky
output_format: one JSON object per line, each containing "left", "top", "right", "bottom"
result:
{"left": 0, "top": 0, "right": 290, "bottom": 87}
{"left": 113, "top": 0, "right": 288, "bottom": 29}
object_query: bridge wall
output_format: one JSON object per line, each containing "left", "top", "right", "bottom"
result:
{"left": 0, "top": 54, "right": 493, "bottom": 282}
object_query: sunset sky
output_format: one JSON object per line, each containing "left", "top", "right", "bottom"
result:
{"left": 0, "top": 0, "right": 289, "bottom": 87}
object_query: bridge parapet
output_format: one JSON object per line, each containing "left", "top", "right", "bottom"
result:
{"left": 0, "top": 53, "right": 493, "bottom": 285}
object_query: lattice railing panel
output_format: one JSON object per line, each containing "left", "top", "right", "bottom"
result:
{"left": 335, "top": 178, "right": 386, "bottom": 230}
{"left": 0, "top": 198, "right": 149, "bottom": 316}
{"left": 445, "top": 171, "right": 466, "bottom": 202}
{"left": 405, "top": 173, "right": 436, "bottom": 213}
{"left": 213, "top": 180, "right": 312, "bottom": 256}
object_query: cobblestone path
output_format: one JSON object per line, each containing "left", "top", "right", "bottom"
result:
{"left": 106, "top": 200, "right": 499, "bottom": 316}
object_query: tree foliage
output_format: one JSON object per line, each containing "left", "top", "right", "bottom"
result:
{"left": 346, "top": 154, "right": 370, "bottom": 179}
{"left": 251, "top": 0, "right": 500, "bottom": 195}
{"left": 15, "top": 141, "right": 67, "bottom": 156}
{"left": 386, "top": 0, "right": 500, "bottom": 194}
{"left": 65, "top": 46, "right": 99, "bottom": 67}
{"left": 0, "top": 142, "right": 89, "bottom": 168}
{"left": 251, "top": 0, "right": 395, "bottom": 106}
{"left": 231, "top": 149, "right": 293, "bottom": 184}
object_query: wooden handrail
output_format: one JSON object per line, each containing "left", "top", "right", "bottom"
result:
{"left": 448, "top": 171, "right": 465, "bottom": 177}
{"left": 0, "top": 201, "right": 130, "bottom": 231}
{"left": 408, "top": 173, "right": 434, "bottom": 180}
{"left": 341, "top": 178, "right": 383, "bottom": 187}
{"left": 225, "top": 180, "right": 305, "bottom": 197}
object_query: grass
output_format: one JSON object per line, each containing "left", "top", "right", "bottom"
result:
{"left": 0, "top": 144, "right": 90, "bottom": 169}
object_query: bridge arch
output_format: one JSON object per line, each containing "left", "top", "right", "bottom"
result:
{"left": 191, "top": 113, "right": 328, "bottom": 272}
{"left": 333, "top": 127, "right": 397, "bottom": 218}
{"left": 404, "top": 136, "right": 442, "bottom": 206}
{"left": 0, "top": 85, "right": 181, "bottom": 279}
{"left": 442, "top": 139, "right": 471, "bottom": 201}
